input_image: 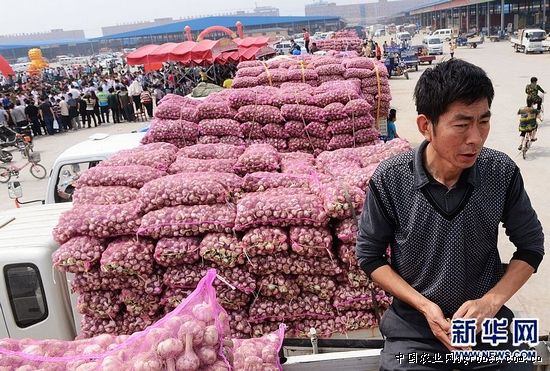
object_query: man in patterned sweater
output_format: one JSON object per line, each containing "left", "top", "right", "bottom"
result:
{"left": 357, "top": 59, "right": 544, "bottom": 370}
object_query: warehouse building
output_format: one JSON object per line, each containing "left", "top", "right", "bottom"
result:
{"left": 101, "top": 6, "right": 281, "bottom": 36}
{"left": 393, "top": 0, "right": 548, "bottom": 34}
{"left": 95, "top": 15, "right": 344, "bottom": 46}
{"left": 305, "top": 0, "right": 435, "bottom": 25}
{"left": 0, "top": 15, "right": 343, "bottom": 62}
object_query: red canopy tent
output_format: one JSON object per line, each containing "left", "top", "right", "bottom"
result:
{"left": 126, "top": 38, "right": 270, "bottom": 67}
{"left": 169, "top": 41, "right": 197, "bottom": 63}
{"left": 147, "top": 43, "right": 179, "bottom": 63}
{"left": 233, "top": 36, "right": 270, "bottom": 48}
{"left": 0, "top": 55, "right": 15, "bottom": 77}
{"left": 126, "top": 44, "right": 160, "bottom": 65}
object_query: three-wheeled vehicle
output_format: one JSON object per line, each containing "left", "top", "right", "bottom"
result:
{"left": 383, "top": 49, "right": 412, "bottom": 79}
{"left": 410, "top": 44, "right": 436, "bottom": 65}
{"left": 456, "top": 34, "right": 484, "bottom": 48}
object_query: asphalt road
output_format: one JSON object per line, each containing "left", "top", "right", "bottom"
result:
{"left": 1, "top": 36, "right": 548, "bottom": 332}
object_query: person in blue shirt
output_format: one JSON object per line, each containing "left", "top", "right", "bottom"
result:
{"left": 387, "top": 109, "right": 399, "bottom": 140}
{"left": 380, "top": 108, "right": 399, "bottom": 142}
{"left": 290, "top": 39, "right": 302, "bottom": 55}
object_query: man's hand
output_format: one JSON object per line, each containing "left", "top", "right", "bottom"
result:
{"left": 421, "top": 301, "right": 458, "bottom": 351}
{"left": 452, "top": 298, "right": 501, "bottom": 333}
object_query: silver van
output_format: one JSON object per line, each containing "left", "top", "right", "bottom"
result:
{"left": 432, "top": 28, "right": 453, "bottom": 41}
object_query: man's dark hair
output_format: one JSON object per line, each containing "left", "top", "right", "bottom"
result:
{"left": 413, "top": 59, "right": 494, "bottom": 125}
{"left": 531, "top": 77, "right": 538, "bottom": 83}
{"left": 98, "top": 87, "right": 103, "bottom": 92}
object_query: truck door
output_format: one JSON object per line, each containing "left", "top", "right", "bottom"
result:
{"left": 0, "top": 302, "right": 10, "bottom": 338}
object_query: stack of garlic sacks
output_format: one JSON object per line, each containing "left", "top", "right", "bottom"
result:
{"left": 52, "top": 138, "right": 410, "bottom": 340}
{"left": 143, "top": 56, "right": 390, "bottom": 154}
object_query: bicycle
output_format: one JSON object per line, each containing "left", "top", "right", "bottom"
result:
{"left": 537, "top": 93, "right": 544, "bottom": 123}
{"left": 0, "top": 152, "right": 47, "bottom": 183}
{"left": 520, "top": 130, "right": 533, "bottom": 159}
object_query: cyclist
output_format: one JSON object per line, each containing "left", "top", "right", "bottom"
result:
{"left": 525, "top": 77, "right": 545, "bottom": 110}
{"left": 517, "top": 98, "right": 539, "bottom": 150}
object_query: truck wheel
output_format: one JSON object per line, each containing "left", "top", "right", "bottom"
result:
{"left": 429, "top": 60, "right": 432, "bottom": 64}
{"left": 473, "top": 43, "right": 477, "bottom": 48}
{"left": 415, "top": 64, "right": 418, "bottom": 71}
{"left": 515, "top": 45, "right": 519, "bottom": 52}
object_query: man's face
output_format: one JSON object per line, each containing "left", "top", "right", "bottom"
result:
{"left": 423, "top": 99, "right": 491, "bottom": 171}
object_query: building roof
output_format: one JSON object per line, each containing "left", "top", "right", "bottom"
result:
{"left": 94, "top": 15, "right": 342, "bottom": 40}
{"left": 0, "top": 38, "right": 90, "bottom": 50}
{"left": 407, "top": 0, "right": 453, "bottom": 15}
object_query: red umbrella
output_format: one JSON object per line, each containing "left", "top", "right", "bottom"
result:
{"left": 0, "top": 55, "right": 14, "bottom": 77}
{"left": 126, "top": 44, "right": 160, "bottom": 65}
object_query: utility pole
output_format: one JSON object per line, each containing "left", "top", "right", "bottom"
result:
{"left": 486, "top": 1, "right": 491, "bottom": 36}
{"left": 544, "top": 0, "right": 547, "bottom": 31}
{"left": 500, "top": 0, "right": 505, "bottom": 33}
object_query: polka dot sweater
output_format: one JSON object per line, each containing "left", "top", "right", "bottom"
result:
{"left": 368, "top": 147, "right": 518, "bottom": 316}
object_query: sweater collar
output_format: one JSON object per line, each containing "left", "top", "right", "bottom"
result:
{"left": 412, "top": 140, "right": 480, "bottom": 189}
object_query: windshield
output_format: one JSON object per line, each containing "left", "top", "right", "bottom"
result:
{"left": 54, "top": 161, "right": 99, "bottom": 203}
{"left": 527, "top": 32, "right": 546, "bottom": 41}
{"left": 429, "top": 38, "right": 441, "bottom": 44}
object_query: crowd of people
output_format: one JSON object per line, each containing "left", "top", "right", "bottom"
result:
{"left": 0, "top": 60, "right": 236, "bottom": 137}
{"left": 0, "top": 66, "right": 164, "bottom": 136}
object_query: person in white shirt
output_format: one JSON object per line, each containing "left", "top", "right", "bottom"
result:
{"left": 59, "top": 96, "right": 72, "bottom": 131}
{"left": 128, "top": 79, "right": 143, "bottom": 112}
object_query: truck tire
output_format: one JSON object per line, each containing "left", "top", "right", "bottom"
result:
{"left": 515, "top": 45, "right": 519, "bottom": 52}
{"left": 415, "top": 64, "right": 418, "bottom": 71}
{"left": 429, "top": 60, "right": 432, "bottom": 64}
{"left": 473, "top": 43, "right": 477, "bottom": 48}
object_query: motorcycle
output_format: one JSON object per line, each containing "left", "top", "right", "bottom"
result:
{"left": 0, "top": 149, "right": 12, "bottom": 163}
{"left": 0, "top": 124, "right": 33, "bottom": 158}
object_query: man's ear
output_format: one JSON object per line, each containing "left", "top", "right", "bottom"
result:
{"left": 416, "top": 114, "right": 432, "bottom": 141}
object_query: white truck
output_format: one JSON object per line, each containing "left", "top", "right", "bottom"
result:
{"left": 45, "top": 132, "right": 145, "bottom": 204}
{"left": 2, "top": 132, "right": 549, "bottom": 369}
{"left": 510, "top": 28, "right": 547, "bottom": 53}
{"left": 0, "top": 203, "right": 388, "bottom": 369}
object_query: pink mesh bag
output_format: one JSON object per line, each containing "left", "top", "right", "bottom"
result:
{"left": 0, "top": 269, "right": 232, "bottom": 371}
{"left": 232, "top": 324, "right": 286, "bottom": 371}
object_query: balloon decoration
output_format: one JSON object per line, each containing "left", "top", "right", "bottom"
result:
{"left": 27, "top": 48, "right": 48, "bottom": 75}
{"left": 184, "top": 26, "right": 193, "bottom": 42}
{"left": 197, "top": 26, "right": 237, "bottom": 42}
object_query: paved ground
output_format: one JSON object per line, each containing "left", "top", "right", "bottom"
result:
{"left": 1, "top": 37, "right": 548, "bottom": 332}
{"left": 384, "top": 35, "right": 550, "bottom": 334}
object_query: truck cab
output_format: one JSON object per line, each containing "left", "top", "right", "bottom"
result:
{"left": 45, "top": 132, "right": 144, "bottom": 204}
{"left": 511, "top": 28, "right": 547, "bottom": 53}
{"left": 0, "top": 203, "right": 76, "bottom": 340}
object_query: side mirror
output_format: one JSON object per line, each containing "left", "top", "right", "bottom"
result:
{"left": 8, "top": 181, "right": 22, "bottom": 199}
